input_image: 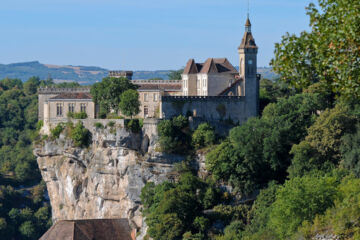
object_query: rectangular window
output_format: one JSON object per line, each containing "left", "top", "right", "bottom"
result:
{"left": 153, "top": 93, "right": 158, "bottom": 102}
{"left": 80, "top": 103, "right": 86, "bottom": 113}
{"left": 68, "top": 103, "right": 75, "bottom": 113}
{"left": 144, "top": 93, "right": 148, "bottom": 102}
{"left": 144, "top": 106, "right": 149, "bottom": 117}
{"left": 56, "top": 103, "right": 63, "bottom": 117}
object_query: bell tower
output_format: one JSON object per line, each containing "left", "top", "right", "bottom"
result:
{"left": 238, "top": 16, "right": 259, "bottom": 117}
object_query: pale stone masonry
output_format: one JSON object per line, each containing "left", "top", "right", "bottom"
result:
{"left": 38, "top": 17, "right": 260, "bottom": 127}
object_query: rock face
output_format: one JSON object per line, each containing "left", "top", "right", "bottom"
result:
{"left": 34, "top": 122, "right": 185, "bottom": 237}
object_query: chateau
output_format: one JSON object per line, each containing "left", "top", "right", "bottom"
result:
{"left": 38, "top": 17, "right": 260, "bottom": 128}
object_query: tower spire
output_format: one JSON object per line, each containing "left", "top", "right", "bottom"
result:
{"left": 245, "top": 0, "right": 251, "bottom": 32}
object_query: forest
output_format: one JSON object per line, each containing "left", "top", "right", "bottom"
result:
{"left": 140, "top": 0, "right": 360, "bottom": 239}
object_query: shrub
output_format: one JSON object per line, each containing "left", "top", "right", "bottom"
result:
{"left": 50, "top": 123, "right": 64, "bottom": 139}
{"left": 36, "top": 120, "right": 43, "bottom": 131}
{"left": 125, "top": 119, "right": 142, "bottom": 133}
{"left": 192, "top": 123, "right": 215, "bottom": 149}
{"left": 68, "top": 112, "right": 88, "bottom": 119}
{"left": 94, "top": 122, "right": 104, "bottom": 129}
{"left": 157, "top": 115, "right": 190, "bottom": 154}
{"left": 69, "top": 122, "right": 91, "bottom": 147}
{"left": 73, "top": 112, "right": 88, "bottom": 119}
{"left": 106, "top": 121, "right": 115, "bottom": 128}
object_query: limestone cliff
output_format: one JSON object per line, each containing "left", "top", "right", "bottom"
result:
{"left": 34, "top": 121, "right": 185, "bottom": 237}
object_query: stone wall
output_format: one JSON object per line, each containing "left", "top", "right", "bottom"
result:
{"left": 38, "top": 87, "right": 91, "bottom": 120}
{"left": 161, "top": 96, "right": 247, "bottom": 124}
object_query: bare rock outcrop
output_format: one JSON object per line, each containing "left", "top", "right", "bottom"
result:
{"left": 34, "top": 123, "right": 184, "bottom": 237}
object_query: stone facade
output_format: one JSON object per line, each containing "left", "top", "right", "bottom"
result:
{"left": 161, "top": 96, "right": 247, "bottom": 124}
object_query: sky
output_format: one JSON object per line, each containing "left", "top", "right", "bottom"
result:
{"left": 0, "top": 0, "right": 313, "bottom": 70}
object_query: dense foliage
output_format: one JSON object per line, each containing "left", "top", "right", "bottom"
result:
{"left": 0, "top": 77, "right": 52, "bottom": 239}
{"left": 192, "top": 123, "right": 216, "bottom": 149}
{"left": 206, "top": 93, "right": 326, "bottom": 194}
{"left": 141, "top": 171, "right": 224, "bottom": 240}
{"left": 270, "top": 0, "right": 360, "bottom": 99}
{"left": 157, "top": 115, "right": 191, "bottom": 154}
{"left": 118, "top": 89, "right": 140, "bottom": 118}
{"left": 90, "top": 76, "right": 138, "bottom": 116}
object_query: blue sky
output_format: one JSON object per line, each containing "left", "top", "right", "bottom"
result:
{"left": 0, "top": 0, "right": 312, "bottom": 70}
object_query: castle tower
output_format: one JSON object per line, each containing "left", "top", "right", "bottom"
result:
{"left": 238, "top": 16, "right": 259, "bottom": 118}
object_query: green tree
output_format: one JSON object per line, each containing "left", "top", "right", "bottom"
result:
{"left": 119, "top": 89, "right": 140, "bottom": 118}
{"left": 271, "top": 0, "right": 360, "bottom": 99}
{"left": 168, "top": 69, "right": 184, "bottom": 80}
{"left": 269, "top": 175, "right": 338, "bottom": 239}
{"left": 69, "top": 122, "right": 92, "bottom": 147}
{"left": 90, "top": 77, "right": 137, "bottom": 114}
{"left": 340, "top": 124, "right": 360, "bottom": 177}
{"left": 288, "top": 104, "right": 357, "bottom": 177}
{"left": 157, "top": 115, "right": 191, "bottom": 154}
{"left": 192, "top": 123, "right": 215, "bottom": 149}
{"left": 23, "top": 77, "right": 40, "bottom": 95}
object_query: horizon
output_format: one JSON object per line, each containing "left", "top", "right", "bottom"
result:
{"left": 1, "top": 0, "right": 312, "bottom": 70}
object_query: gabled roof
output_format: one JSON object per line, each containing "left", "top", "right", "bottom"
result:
{"left": 50, "top": 92, "right": 93, "bottom": 100}
{"left": 183, "top": 58, "right": 238, "bottom": 75}
{"left": 39, "top": 219, "right": 134, "bottom": 240}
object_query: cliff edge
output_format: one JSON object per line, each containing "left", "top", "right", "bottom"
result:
{"left": 34, "top": 120, "right": 185, "bottom": 237}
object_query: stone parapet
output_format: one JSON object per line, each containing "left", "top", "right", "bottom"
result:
{"left": 131, "top": 80, "right": 182, "bottom": 84}
{"left": 161, "top": 96, "right": 245, "bottom": 101}
{"left": 38, "top": 87, "right": 91, "bottom": 94}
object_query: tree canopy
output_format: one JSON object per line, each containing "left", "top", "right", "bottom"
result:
{"left": 90, "top": 77, "right": 137, "bottom": 114}
{"left": 270, "top": 0, "right": 360, "bottom": 99}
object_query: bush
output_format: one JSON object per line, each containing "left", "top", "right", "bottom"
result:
{"left": 125, "top": 119, "right": 142, "bottom": 133}
{"left": 69, "top": 122, "right": 92, "bottom": 147}
{"left": 157, "top": 115, "right": 190, "bottom": 154}
{"left": 50, "top": 123, "right": 64, "bottom": 139}
{"left": 94, "top": 122, "right": 104, "bottom": 129}
{"left": 36, "top": 120, "right": 43, "bottom": 131}
{"left": 192, "top": 123, "right": 216, "bottom": 149}
{"left": 107, "top": 121, "right": 115, "bottom": 128}
{"left": 67, "top": 112, "right": 88, "bottom": 119}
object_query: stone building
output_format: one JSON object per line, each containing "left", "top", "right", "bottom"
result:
{"left": 39, "top": 17, "right": 259, "bottom": 126}
{"left": 161, "top": 17, "right": 259, "bottom": 122}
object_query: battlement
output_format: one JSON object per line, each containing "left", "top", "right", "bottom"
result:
{"left": 38, "top": 87, "right": 91, "bottom": 94}
{"left": 132, "top": 80, "right": 182, "bottom": 85}
{"left": 162, "top": 96, "right": 245, "bottom": 101}
{"left": 109, "top": 71, "right": 133, "bottom": 79}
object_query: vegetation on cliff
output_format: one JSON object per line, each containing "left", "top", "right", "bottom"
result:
{"left": 141, "top": 1, "right": 360, "bottom": 239}
{"left": 0, "top": 77, "right": 52, "bottom": 239}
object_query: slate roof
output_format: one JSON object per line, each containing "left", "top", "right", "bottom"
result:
{"left": 239, "top": 18, "right": 257, "bottom": 49}
{"left": 39, "top": 219, "right": 134, "bottom": 240}
{"left": 239, "top": 32, "right": 258, "bottom": 49}
{"left": 183, "top": 58, "right": 238, "bottom": 74}
{"left": 50, "top": 92, "right": 93, "bottom": 100}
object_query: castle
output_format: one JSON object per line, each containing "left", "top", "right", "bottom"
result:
{"left": 38, "top": 17, "right": 260, "bottom": 128}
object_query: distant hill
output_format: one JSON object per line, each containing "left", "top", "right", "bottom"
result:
{"left": 0, "top": 61, "right": 278, "bottom": 85}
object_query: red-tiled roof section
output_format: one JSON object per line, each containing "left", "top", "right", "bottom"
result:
{"left": 39, "top": 219, "right": 134, "bottom": 240}
{"left": 50, "top": 92, "right": 93, "bottom": 100}
{"left": 183, "top": 58, "right": 238, "bottom": 75}
{"left": 138, "top": 83, "right": 182, "bottom": 91}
